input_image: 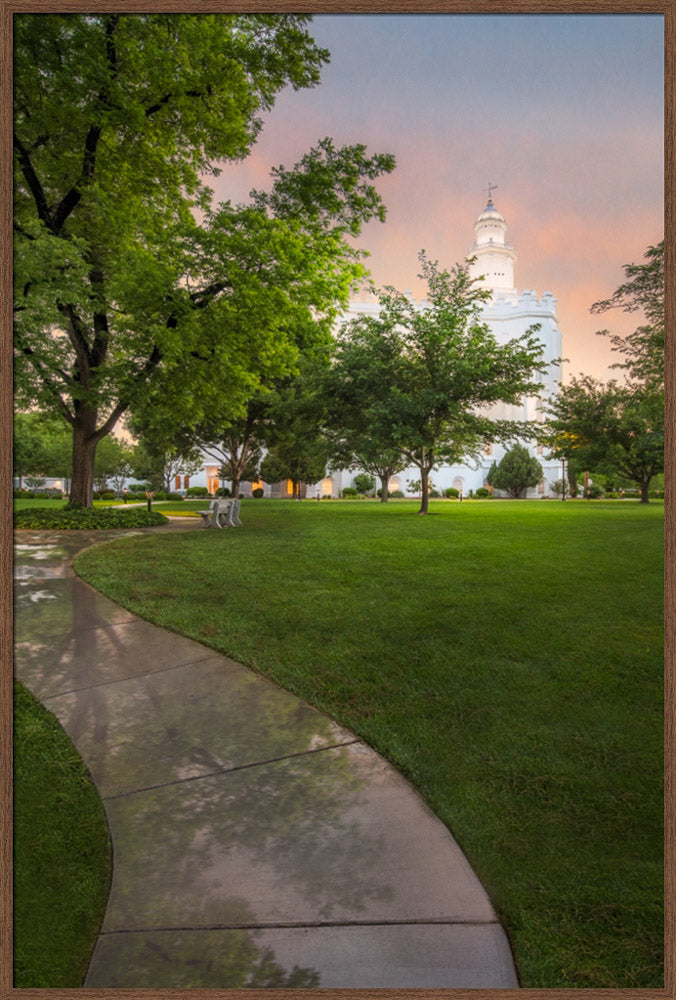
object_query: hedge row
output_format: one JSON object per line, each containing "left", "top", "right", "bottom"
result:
{"left": 14, "top": 507, "right": 169, "bottom": 530}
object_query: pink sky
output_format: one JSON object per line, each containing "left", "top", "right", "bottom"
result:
{"left": 211, "top": 13, "right": 664, "bottom": 382}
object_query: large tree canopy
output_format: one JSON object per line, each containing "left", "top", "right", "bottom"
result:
{"left": 14, "top": 13, "right": 394, "bottom": 506}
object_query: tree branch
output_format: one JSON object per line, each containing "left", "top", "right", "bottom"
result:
{"left": 13, "top": 133, "right": 54, "bottom": 230}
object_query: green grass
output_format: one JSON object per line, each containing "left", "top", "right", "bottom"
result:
{"left": 73, "top": 499, "right": 664, "bottom": 988}
{"left": 13, "top": 680, "right": 112, "bottom": 986}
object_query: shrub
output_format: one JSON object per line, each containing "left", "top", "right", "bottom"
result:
{"left": 252, "top": 488, "right": 264, "bottom": 498}
{"left": 14, "top": 507, "right": 169, "bottom": 530}
{"left": 99, "top": 489, "right": 116, "bottom": 500}
{"left": 152, "top": 490, "right": 168, "bottom": 500}
{"left": 474, "top": 487, "right": 492, "bottom": 498}
{"left": 389, "top": 490, "right": 404, "bottom": 498}
{"left": 168, "top": 492, "right": 184, "bottom": 500}
{"left": 186, "top": 486, "right": 209, "bottom": 497}
{"left": 429, "top": 488, "right": 441, "bottom": 498}
{"left": 216, "top": 487, "right": 232, "bottom": 498}
{"left": 127, "top": 484, "right": 150, "bottom": 493}
{"left": 443, "top": 487, "right": 459, "bottom": 498}
{"left": 583, "top": 484, "right": 604, "bottom": 500}
{"left": 342, "top": 487, "right": 358, "bottom": 498}
{"left": 353, "top": 473, "right": 376, "bottom": 495}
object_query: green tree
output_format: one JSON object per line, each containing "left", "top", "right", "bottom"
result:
{"left": 486, "top": 444, "right": 543, "bottom": 498}
{"left": 592, "top": 240, "right": 664, "bottom": 391}
{"left": 337, "top": 254, "right": 547, "bottom": 514}
{"left": 544, "top": 377, "right": 662, "bottom": 504}
{"left": 544, "top": 242, "right": 664, "bottom": 504}
{"left": 322, "top": 315, "right": 407, "bottom": 503}
{"left": 93, "top": 435, "right": 133, "bottom": 492}
{"left": 259, "top": 363, "right": 329, "bottom": 499}
{"left": 186, "top": 392, "right": 270, "bottom": 499}
{"left": 14, "top": 411, "right": 72, "bottom": 490}
{"left": 353, "top": 473, "right": 376, "bottom": 495}
{"left": 14, "top": 14, "right": 394, "bottom": 508}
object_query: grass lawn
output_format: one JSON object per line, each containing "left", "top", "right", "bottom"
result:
{"left": 73, "top": 498, "right": 663, "bottom": 988}
{"left": 14, "top": 680, "right": 111, "bottom": 986}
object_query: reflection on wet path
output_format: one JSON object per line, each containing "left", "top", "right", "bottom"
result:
{"left": 14, "top": 529, "right": 519, "bottom": 988}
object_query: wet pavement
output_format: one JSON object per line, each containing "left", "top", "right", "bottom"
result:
{"left": 14, "top": 526, "right": 519, "bottom": 989}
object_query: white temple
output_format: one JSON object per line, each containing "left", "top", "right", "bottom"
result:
{"left": 198, "top": 193, "right": 563, "bottom": 499}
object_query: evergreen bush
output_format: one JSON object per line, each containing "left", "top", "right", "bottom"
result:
{"left": 443, "top": 487, "right": 459, "bottom": 498}
{"left": 186, "top": 486, "right": 209, "bottom": 497}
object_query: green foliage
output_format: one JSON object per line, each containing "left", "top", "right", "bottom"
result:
{"left": 544, "top": 377, "right": 663, "bottom": 503}
{"left": 353, "top": 472, "right": 376, "bottom": 494}
{"left": 583, "top": 483, "right": 605, "bottom": 499}
{"left": 216, "top": 487, "right": 232, "bottom": 498}
{"left": 328, "top": 253, "right": 547, "bottom": 513}
{"left": 252, "top": 487, "right": 265, "bottom": 498}
{"left": 486, "top": 444, "right": 543, "bottom": 497}
{"left": 259, "top": 358, "right": 330, "bottom": 496}
{"left": 14, "top": 410, "right": 73, "bottom": 484}
{"left": 546, "top": 241, "right": 665, "bottom": 505}
{"left": 14, "top": 506, "right": 168, "bottom": 529}
{"left": 474, "top": 487, "right": 492, "bottom": 498}
{"left": 14, "top": 13, "right": 395, "bottom": 505}
{"left": 592, "top": 240, "right": 664, "bottom": 391}
{"left": 14, "top": 680, "right": 111, "bottom": 986}
{"left": 444, "top": 487, "right": 459, "bottom": 498}
{"left": 341, "top": 487, "right": 358, "bottom": 498}
{"left": 186, "top": 486, "right": 209, "bottom": 497}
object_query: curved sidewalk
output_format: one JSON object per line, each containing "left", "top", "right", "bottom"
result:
{"left": 14, "top": 524, "right": 519, "bottom": 989}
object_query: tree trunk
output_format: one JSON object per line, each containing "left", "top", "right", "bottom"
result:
{"left": 378, "top": 469, "right": 390, "bottom": 502}
{"left": 640, "top": 477, "right": 650, "bottom": 503}
{"left": 418, "top": 465, "right": 430, "bottom": 515}
{"left": 69, "top": 416, "right": 98, "bottom": 507}
{"left": 231, "top": 475, "right": 240, "bottom": 498}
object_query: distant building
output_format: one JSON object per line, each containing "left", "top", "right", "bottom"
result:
{"left": 196, "top": 195, "right": 563, "bottom": 499}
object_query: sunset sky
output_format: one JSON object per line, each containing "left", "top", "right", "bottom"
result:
{"left": 214, "top": 13, "right": 664, "bottom": 382}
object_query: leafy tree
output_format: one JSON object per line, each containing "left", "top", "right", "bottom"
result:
{"left": 93, "top": 435, "right": 133, "bottom": 492}
{"left": 544, "top": 377, "right": 662, "bottom": 503}
{"left": 335, "top": 254, "right": 547, "bottom": 514}
{"left": 129, "top": 432, "right": 202, "bottom": 494}
{"left": 486, "top": 444, "right": 542, "bottom": 498}
{"left": 353, "top": 473, "right": 375, "bottom": 495}
{"left": 592, "top": 240, "right": 664, "bottom": 390}
{"left": 259, "top": 363, "right": 329, "bottom": 499}
{"left": 14, "top": 411, "right": 72, "bottom": 489}
{"left": 544, "top": 241, "right": 664, "bottom": 504}
{"left": 14, "top": 14, "right": 394, "bottom": 507}
{"left": 321, "top": 315, "right": 407, "bottom": 503}
{"left": 186, "top": 391, "right": 270, "bottom": 499}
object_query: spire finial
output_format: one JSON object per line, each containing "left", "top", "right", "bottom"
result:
{"left": 487, "top": 181, "right": 498, "bottom": 202}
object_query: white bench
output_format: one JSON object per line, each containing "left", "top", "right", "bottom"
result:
{"left": 198, "top": 498, "right": 243, "bottom": 528}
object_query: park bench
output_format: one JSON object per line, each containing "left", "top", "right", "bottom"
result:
{"left": 198, "top": 497, "right": 243, "bottom": 528}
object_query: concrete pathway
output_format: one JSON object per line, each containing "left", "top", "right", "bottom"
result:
{"left": 14, "top": 524, "right": 519, "bottom": 989}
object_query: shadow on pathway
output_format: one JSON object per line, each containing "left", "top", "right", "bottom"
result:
{"left": 14, "top": 522, "right": 519, "bottom": 989}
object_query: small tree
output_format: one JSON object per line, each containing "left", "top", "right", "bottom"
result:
{"left": 353, "top": 473, "right": 375, "bottom": 495}
{"left": 486, "top": 444, "right": 542, "bottom": 498}
{"left": 331, "top": 254, "right": 547, "bottom": 514}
